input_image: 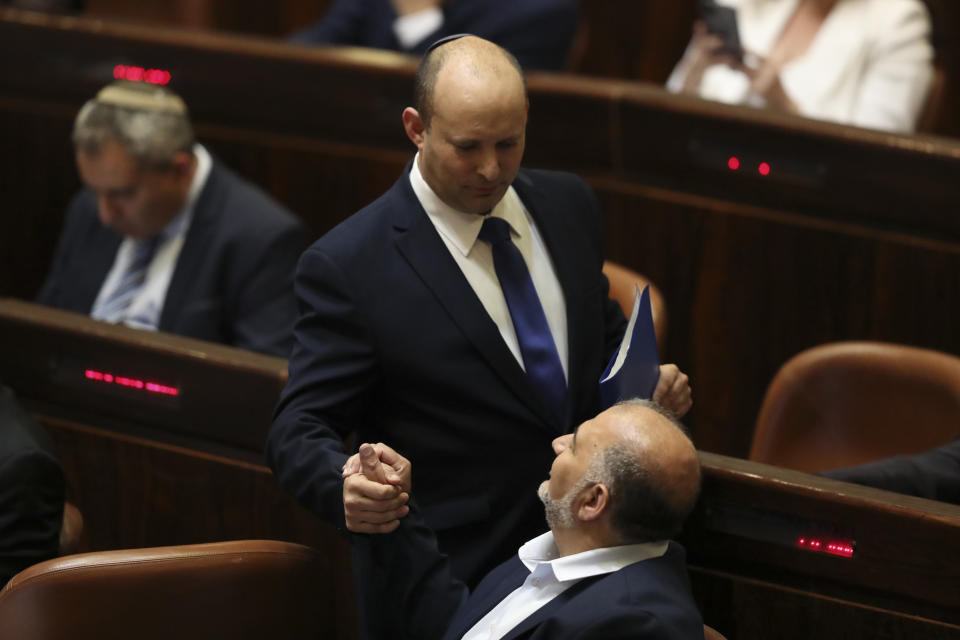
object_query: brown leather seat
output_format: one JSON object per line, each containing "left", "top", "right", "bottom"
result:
{"left": 0, "top": 540, "right": 331, "bottom": 640}
{"left": 703, "top": 623, "right": 729, "bottom": 640}
{"left": 58, "top": 502, "right": 84, "bottom": 557}
{"left": 750, "top": 341, "right": 960, "bottom": 473}
{"left": 602, "top": 260, "right": 668, "bottom": 358}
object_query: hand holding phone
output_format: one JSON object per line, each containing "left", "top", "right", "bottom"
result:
{"left": 699, "top": 0, "right": 743, "bottom": 62}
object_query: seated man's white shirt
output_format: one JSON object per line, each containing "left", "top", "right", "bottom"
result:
{"left": 91, "top": 143, "right": 213, "bottom": 330}
{"left": 409, "top": 155, "right": 569, "bottom": 380}
{"left": 392, "top": 6, "right": 444, "bottom": 49}
{"left": 461, "top": 531, "right": 669, "bottom": 640}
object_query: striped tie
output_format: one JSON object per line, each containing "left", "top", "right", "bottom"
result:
{"left": 93, "top": 237, "right": 159, "bottom": 324}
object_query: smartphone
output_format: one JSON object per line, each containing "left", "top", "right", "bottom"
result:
{"left": 699, "top": 0, "right": 743, "bottom": 62}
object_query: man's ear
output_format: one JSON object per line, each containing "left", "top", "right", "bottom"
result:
{"left": 402, "top": 107, "right": 427, "bottom": 147}
{"left": 168, "top": 151, "right": 194, "bottom": 182}
{"left": 576, "top": 483, "right": 610, "bottom": 523}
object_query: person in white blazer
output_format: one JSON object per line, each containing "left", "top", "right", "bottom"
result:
{"left": 667, "top": 0, "right": 934, "bottom": 133}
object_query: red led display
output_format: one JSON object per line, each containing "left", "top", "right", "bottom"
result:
{"left": 727, "top": 156, "right": 741, "bottom": 171}
{"left": 797, "top": 536, "right": 854, "bottom": 558}
{"left": 85, "top": 369, "right": 179, "bottom": 397}
{"left": 758, "top": 162, "right": 772, "bottom": 176}
{"left": 113, "top": 65, "right": 172, "bottom": 86}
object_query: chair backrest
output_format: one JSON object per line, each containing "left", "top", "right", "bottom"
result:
{"left": 0, "top": 539, "right": 331, "bottom": 640}
{"left": 703, "top": 623, "right": 729, "bottom": 640}
{"left": 916, "top": 63, "right": 946, "bottom": 133}
{"left": 750, "top": 341, "right": 960, "bottom": 473}
{"left": 57, "top": 501, "right": 84, "bottom": 557}
{"left": 602, "top": 260, "right": 668, "bottom": 358}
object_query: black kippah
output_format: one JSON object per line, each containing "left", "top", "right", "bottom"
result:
{"left": 425, "top": 33, "right": 473, "bottom": 54}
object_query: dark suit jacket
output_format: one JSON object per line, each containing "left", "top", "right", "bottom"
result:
{"left": 352, "top": 504, "right": 704, "bottom": 640}
{"left": 446, "top": 543, "right": 704, "bottom": 640}
{"left": 0, "top": 385, "right": 64, "bottom": 585}
{"left": 290, "top": 0, "right": 579, "bottom": 71}
{"left": 268, "top": 164, "right": 626, "bottom": 587}
{"left": 823, "top": 437, "right": 960, "bottom": 505}
{"left": 36, "top": 161, "right": 309, "bottom": 358}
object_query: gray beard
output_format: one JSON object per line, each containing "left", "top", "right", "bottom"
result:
{"left": 538, "top": 480, "right": 581, "bottom": 530}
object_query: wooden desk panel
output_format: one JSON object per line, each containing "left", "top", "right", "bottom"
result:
{"left": 597, "top": 182, "right": 960, "bottom": 455}
{"left": 685, "top": 453, "right": 960, "bottom": 638}
{"left": 5, "top": 10, "right": 960, "bottom": 457}
{"left": 40, "top": 413, "right": 358, "bottom": 640}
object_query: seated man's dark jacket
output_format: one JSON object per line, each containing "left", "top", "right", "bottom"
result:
{"left": 352, "top": 501, "right": 705, "bottom": 640}
{"left": 823, "top": 436, "right": 960, "bottom": 505}
{"left": 0, "top": 385, "right": 65, "bottom": 585}
{"left": 36, "top": 161, "right": 309, "bottom": 358}
{"left": 290, "top": 0, "right": 579, "bottom": 71}
{"left": 267, "top": 164, "right": 626, "bottom": 588}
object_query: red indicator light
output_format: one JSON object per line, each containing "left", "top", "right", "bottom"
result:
{"left": 825, "top": 542, "right": 855, "bottom": 558}
{"left": 797, "top": 535, "right": 854, "bottom": 558}
{"left": 83, "top": 368, "right": 179, "bottom": 397}
{"left": 758, "top": 162, "right": 771, "bottom": 176}
{"left": 727, "top": 156, "right": 740, "bottom": 171}
{"left": 112, "top": 64, "right": 172, "bottom": 86}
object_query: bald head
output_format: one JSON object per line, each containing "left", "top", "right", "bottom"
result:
{"left": 414, "top": 35, "right": 527, "bottom": 130}
{"left": 594, "top": 400, "right": 701, "bottom": 543}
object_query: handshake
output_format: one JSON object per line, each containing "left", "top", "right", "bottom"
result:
{"left": 341, "top": 442, "right": 414, "bottom": 534}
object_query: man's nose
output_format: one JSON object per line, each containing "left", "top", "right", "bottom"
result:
{"left": 552, "top": 434, "right": 571, "bottom": 455}
{"left": 477, "top": 149, "right": 500, "bottom": 182}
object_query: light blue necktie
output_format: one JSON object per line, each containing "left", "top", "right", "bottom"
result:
{"left": 93, "top": 237, "right": 159, "bottom": 324}
{"left": 479, "top": 217, "right": 567, "bottom": 415}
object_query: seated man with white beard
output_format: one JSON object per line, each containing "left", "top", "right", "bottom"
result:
{"left": 347, "top": 399, "right": 705, "bottom": 640}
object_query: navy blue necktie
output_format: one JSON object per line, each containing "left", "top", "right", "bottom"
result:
{"left": 479, "top": 217, "right": 567, "bottom": 415}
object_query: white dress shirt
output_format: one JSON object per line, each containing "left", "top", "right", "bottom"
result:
{"left": 91, "top": 143, "right": 213, "bottom": 330}
{"left": 461, "top": 531, "right": 669, "bottom": 640}
{"left": 392, "top": 6, "right": 444, "bottom": 49}
{"left": 409, "top": 155, "right": 569, "bottom": 380}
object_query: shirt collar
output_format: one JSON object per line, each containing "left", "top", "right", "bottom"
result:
{"left": 408, "top": 152, "right": 528, "bottom": 257}
{"left": 155, "top": 143, "right": 212, "bottom": 243}
{"left": 517, "top": 531, "right": 670, "bottom": 583}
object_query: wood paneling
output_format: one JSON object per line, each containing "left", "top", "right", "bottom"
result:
{"left": 4, "top": 9, "right": 960, "bottom": 459}
{"left": 685, "top": 453, "right": 960, "bottom": 638}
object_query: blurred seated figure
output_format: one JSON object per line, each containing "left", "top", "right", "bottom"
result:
{"left": 0, "top": 384, "right": 64, "bottom": 586}
{"left": 666, "top": 0, "right": 934, "bottom": 133}
{"left": 37, "top": 81, "right": 309, "bottom": 357}
{"left": 290, "top": 0, "right": 579, "bottom": 71}
{"left": 823, "top": 437, "right": 960, "bottom": 505}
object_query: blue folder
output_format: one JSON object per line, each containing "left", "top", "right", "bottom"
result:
{"left": 598, "top": 284, "right": 661, "bottom": 409}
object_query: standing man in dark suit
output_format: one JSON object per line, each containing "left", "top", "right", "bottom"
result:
{"left": 0, "top": 384, "right": 64, "bottom": 585}
{"left": 350, "top": 399, "right": 705, "bottom": 640}
{"left": 37, "top": 81, "right": 309, "bottom": 357}
{"left": 290, "top": 0, "right": 579, "bottom": 71}
{"left": 267, "top": 35, "right": 692, "bottom": 591}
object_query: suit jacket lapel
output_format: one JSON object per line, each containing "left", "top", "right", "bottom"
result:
{"left": 159, "top": 163, "right": 223, "bottom": 330}
{"left": 444, "top": 559, "right": 530, "bottom": 640}
{"left": 390, "top": 167, "right": 563, "bottom": 432}
{"left": 78, "top": 228, "right": 123, "bottom": 312}
{"left": 501, "top": 575, "right": 601, "bottom": 640}
{"left": 445, "top": 560, "right": 602, "bottom": 640}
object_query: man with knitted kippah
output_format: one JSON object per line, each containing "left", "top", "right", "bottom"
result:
{"left": 37, "top": 81, "right": 308, "bottom": 357}
{"left": 268, "top": 35, "right": 694, "bottom": 605}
